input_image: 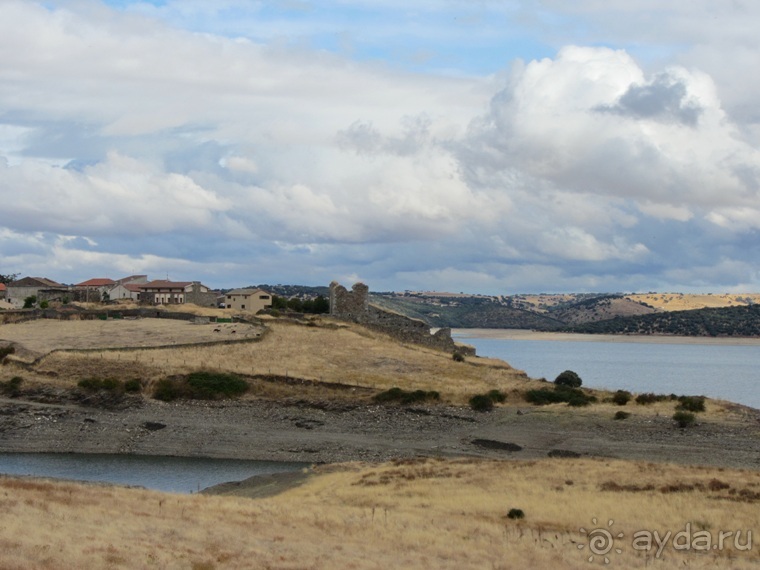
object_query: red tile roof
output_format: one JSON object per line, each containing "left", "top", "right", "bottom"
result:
{"left": 0, "top": 283, "right": 6, "bottom": 291}
{"left": 76, "top": 278, "right": 116, "bottom": 287}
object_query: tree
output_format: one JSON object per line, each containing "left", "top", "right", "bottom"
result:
{"left": 554, "top": 370, "right": 582, "bottom": 388}
{"left": 0, "top": 272, "right": 19, "bottom": 285}
{"left": 23, "top": 295, "right": 37, "bottom": 309}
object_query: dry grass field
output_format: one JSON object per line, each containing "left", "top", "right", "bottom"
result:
{"left": 0, "top": 318, "right": 261, "bottom": 358}
{"left": 626, "top": 293, "right": 760, "bottom": 312}
{"left": 17, "top": 319, "right": 531, "bottom": 403}
{"left": 1, "top": 457, "right": 759, "bottom": 569}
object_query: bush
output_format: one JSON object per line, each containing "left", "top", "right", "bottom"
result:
{"left": 487, "top": 389, "right": 507, "bottom": 403}
{"left": 614, "top": 411, "right": 630, "bottom": 420}
{"left": 611, "top": 390, "right": 631, "bottom": 406}
{"left": 39, "top": 300, "right": 49, "bottom": 309}
{"left": 676, "top": 395, "right": 706, "bottom": 413}
{"left": 373, "top": 387, "right": 440, "bottom": 405}
{"left": 673, "top": 410, "right": 696, "bottom": 428}
{"left": 186, "top": 371, "right": 249, "bottom": 399}
{"left": 23, "top": 295, "right": 37, "bottom": 309}
{"left": 452, "top": 351, "right": 465, "bottom": 362}
{"left": 635, "top": 392, "right": 668, "bottom": 405}
{"left": 469, "top": 394, "right": 494, "bottom": 412}
{"left": 153, "top": 378, "right": 182, "bottom": 402}
{"left": 524, "top": 385, "right": 595, "bottom": 407}
{"left": 507, "top": 508, "right": 525, "bottom": 520}
{"left": 124, "top": 379, "right": 142, "bottom": 393}
{"left": 554, "top": 370, "right": 582, "bottom": 388}
{"left": 0, "top": 376, "right": 23, "bottom": 397}
{"left": 0, "top": 345, "right": 15, "bottom": 362}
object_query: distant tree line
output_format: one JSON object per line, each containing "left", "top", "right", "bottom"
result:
{"left": 566, "top": 305, "right": 760, "bottom": 337}
{"left": 271, "top": 294, "right": 330, "bottom": 314}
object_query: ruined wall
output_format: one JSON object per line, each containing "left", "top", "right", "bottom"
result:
{"left": 328, "top": 281, "right": 475, "bottom": 355}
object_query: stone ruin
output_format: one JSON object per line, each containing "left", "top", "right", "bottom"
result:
{"left": 329, "top": 281, "right": 475, "bottom": 356}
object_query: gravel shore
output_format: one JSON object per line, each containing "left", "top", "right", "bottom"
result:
{"left": 2, "top": 395, "right": 760, "bottom": 470}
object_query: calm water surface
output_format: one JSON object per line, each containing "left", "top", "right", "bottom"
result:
{"left": 0, "top": 453, "right": 306, "bottom": 493}
{"left": 453, "top": 331, "right": 760, "bottom": 409}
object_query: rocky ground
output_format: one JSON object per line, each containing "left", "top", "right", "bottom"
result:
{"left": 2, "top": 394, "right": 760, "bottom": 470}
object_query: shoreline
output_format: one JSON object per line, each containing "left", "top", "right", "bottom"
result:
{"left": 453, "top": 328, "right": 760, "bottom": 345}
{"left": 2, "top": 396, "right": 760, "bottom": 472}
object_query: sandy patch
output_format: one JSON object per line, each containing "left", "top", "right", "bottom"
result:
{"left": 453, "top": 328, "right": 760, "bottom": 345}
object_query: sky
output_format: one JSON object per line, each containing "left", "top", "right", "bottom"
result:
{"left": 1, "top": 1, "right": 760, "bottom": 294}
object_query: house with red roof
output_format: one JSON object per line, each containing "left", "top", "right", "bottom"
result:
{"left": 137, "top": 280, "right": 217, "bottom": 307}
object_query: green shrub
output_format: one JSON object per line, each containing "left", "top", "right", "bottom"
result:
{"left": 673, "top": 410, "right": 696, "bottom": 428}
{"left": 153, "top": 378, "right": 182, "bottom": 402}
{"left": 525, "top": 388, "right": 568, "bottom": 405}
{"left": 525, "top": 385, "right": 595, "bottom": 407}
{"left": 506, "top": 508, "right": 525, "bottom": 520}
{"left": 635, "top": 392, "right": 668, "bottom": 405}
{"left": 39, "top": 300, "right": 49, "bottom": 309}
{"left": 487, "top": 389, "right": 507, "bottom": 404}
{"left": 186, "top": 371, "right": 249, "bottom": 399}
{"left": 0, "top": 376, "right": 23, "bottom": 397}
{"left": 611, "top": 390, "right": 631, "bottom": 406}
{"left": 124, "top": 379, "right": 142, "bottom": 393}
{"left": 554, "top": 370, "right": 582, "bottom": 388}
{"left": 452, "top": 351, "right": 465, "bottom": 362}
{"left": 469, "top": 394, "right": 494, "bottom": 412}
{"left": 676, "top": 396, "right": 706, "bottom": 413}
{"left": 373, "top": 387, "right": 440, "bottom": 405}
{"left": 614, "top": 411, "right": 630, "bottom": 420}
{"left": 23, "top": 295, "right": 37, "bottom": 309}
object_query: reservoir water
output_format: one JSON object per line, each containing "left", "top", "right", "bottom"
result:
{"left": 0, "top": 453, "right": 306, "bottom": 493}
{"left": 453, "top": 330, "right": 760, "bottom": 410}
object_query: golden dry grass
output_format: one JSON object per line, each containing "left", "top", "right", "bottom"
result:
{"left": 51, "top": 320, "right": 531, "bottom": 403}
{"left": 2, "top": 457, "right": 759, "bottom": 569}
{"left": 626, "top": 293, "right": 760, "bottom": 312}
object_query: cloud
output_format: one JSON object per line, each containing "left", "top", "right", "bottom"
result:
{"left": 1, "top": 2, "right": 760, "bottom": 293}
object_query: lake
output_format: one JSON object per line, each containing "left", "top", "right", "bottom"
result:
{"left": 453, "top": 329, "right": 760, "bottom": 409}
{"left": 0, "top": 453, "right": 307, "bottom": 493}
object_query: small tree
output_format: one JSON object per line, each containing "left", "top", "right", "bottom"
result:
{"left": 554, "top": 370, "right": 582, "bottom": 388}
{"left": 0, "top": 272, "right": 19, "bottom": 285}
{"left": 23, "top": 295, "right": 37, "bottom": 309}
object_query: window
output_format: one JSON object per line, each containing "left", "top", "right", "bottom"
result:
{"left": 260, "top": 295, "right": 270, "bottom": 300}
{"left": 241, "top": 304, "right": 245, "bottom": 309}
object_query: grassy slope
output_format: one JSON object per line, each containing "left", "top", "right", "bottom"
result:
{"left": 2, "top": 457, "right": 759, "bottom": 569}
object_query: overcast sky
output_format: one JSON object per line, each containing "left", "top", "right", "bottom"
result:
{"left": 1, "top": 1, "right": 760, "bottom": 294}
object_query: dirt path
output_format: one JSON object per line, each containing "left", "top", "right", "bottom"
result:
{"left": 2, "top": 397, "right": 759, "bottom": 470}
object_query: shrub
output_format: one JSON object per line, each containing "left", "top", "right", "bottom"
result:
{"left": 673, "top": 411, "right": 696, "bottom": 428}
{"left": 614, "top": 411, "right": 630, "bottom": 420}
{"left": 635, "top": 392, "right": 668, "bottom": 405}
{"left": 487, "top": 389, "right": 507, "bottom": 404}
{"left": 469, "top": 394, "right": 494, "bottom": 412}
{"left": 23, "top": 295, "right": 37, "bottom": 309}
{"left": 452, "top": 351, "right": 465, "bottom": 362}
{"left": 525, "top": 385, "right": 595, "bottom": 407}
{"left": 611, "top": 390, "right": 631, "bottom": 406}
{"left": 153, "top": 378, "right": 182, "bottom": 402}
{"left": 373, "top": 387, "right": 440, "bottom": 405}
{"left": 676, "top": 395, "right": 706, "bottom": 413}
{"left": 0, "top": 376, "right": 23, "bottom": 397}
{"left": 39, "top": 300, "right": 49, "bottom": 309}
{"left": 506, "top": 508, "right": 525, "bottom": 520}
{"left": 124, "top": 379, "right": 142, "bottom": 393}
{"left": 186, "top": 371, "right": 249, "bottom": 399}
{"left": 0, "top": 345, "right": 15, "bottom": 362}
{"left": 554, "top": 370, "right": 582, "bottom": 388}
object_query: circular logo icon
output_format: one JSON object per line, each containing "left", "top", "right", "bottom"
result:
{"left": 579, "top": 518, "right": 624, "bottom": 564}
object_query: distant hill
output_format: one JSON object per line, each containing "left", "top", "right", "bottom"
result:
{"left": 547, "top": 295, "right": 658, "bottom": 324}
{"left": 566, "top": 304, "right": 760, "bottom": 337}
